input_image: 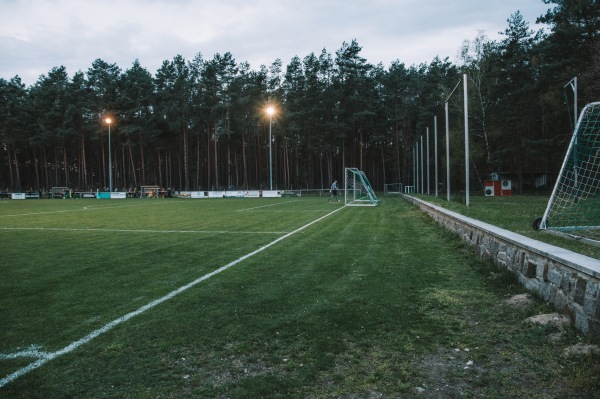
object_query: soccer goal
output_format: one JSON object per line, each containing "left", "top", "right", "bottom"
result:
{"left": 534, "top": 101, "right": 600, "bottom": 246}
{"left": 344, "top": 167, "right": 379, "bottom": 206}
{"left": 384, "top": 183, "right": 403, "bottom": 196}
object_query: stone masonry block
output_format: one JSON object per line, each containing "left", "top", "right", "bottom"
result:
{"left": 584, "top": 296, "right": 597, "bottom": 319}
{"left": 586, "top": 280, "right": 599, "bottom": 299}
{"left": 575, "top": 312, "right": 590, "bottom": 335}
{"left": 547, "top": 266, "right": 562, "bottom": 286}
{"left": 540, "top": 283, "right": 552, "bottom": 302}
{"left": 574, "top": 278, "right": 587, "bottom": 306}
{"left": 525, "top": 260, "right": 537, "bottom": 279}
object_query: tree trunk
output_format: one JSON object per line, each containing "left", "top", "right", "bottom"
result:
{"left": 183, "top": 124, "right": 189, "bottom": 190}
{"left": 7, "top": 145, "right": 14, "bottom": 190}
{"left": 157, "top": 151, "right": 162, "bottom": 188}
{"left": 129, "top": 145, "right": 137, "bottom": 188}
{"left": 196, "top": 135, "right": 201, "bottom": 190}
{"left": 43, "top": 148, "right": 49, "bottom": 190}
{"left": 242, "top": 131, "right": 248, "bottom": 189}
{"left": 63, "top": 144, "right": 69, "bottom": 188}
{"left": 206, "top": 126, "right": 211, "bottom": 190}
{"left": 138, "top": 133, "right": 145, "bottom": 185}
{"left": 13, "top": 149, "right": 21, "bottom": 191}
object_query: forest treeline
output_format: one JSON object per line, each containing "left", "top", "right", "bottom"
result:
{"left": 1, "top": 0, "right": 598, "bottom": 193}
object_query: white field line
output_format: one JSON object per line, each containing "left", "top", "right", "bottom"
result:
{"left": 237, "top": 200, "right": 301, "bottom": 211}
{"left": 0, "top": 345, "right": 49, "bottom": 360}
{"left": 0, "top": 206, "right": 344, "bottom": 388}
{"left": 0, "top": 201, "right": 165, "bottom": 218}
{"left": 237, "top": 200, "right": 300, "bottom": 212}
{"left": 0, "top": 227, "right": 288, "bottom": 235}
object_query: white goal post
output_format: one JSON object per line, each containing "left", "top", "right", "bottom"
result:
{"left": 534, "top": 101, "right": 600, "bottom": 246}
{"left": 344, "top": 167, "right": 379, "bottom": 206}
{"left": 384, "top": 183, "right": 403, "bottom": 196}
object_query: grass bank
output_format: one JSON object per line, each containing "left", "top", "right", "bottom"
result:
{"left": 407, "top": 194, "right": 600, "bottom": 260}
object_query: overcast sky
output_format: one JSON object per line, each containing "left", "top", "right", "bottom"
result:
{"left": 1, "top": 0, "right": 551, "bottom": 86}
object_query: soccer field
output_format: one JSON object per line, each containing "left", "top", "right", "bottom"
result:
{"left": 0, "top": 197, "right": 598, "bottom": 398}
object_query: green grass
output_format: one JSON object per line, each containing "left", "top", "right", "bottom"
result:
{"left": 0, "top": 197, "right": 598, "bottom": 398}
{"left": 410, "top": 194, "right": 600, "bottom": 260}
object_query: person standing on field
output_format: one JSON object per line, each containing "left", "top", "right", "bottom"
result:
{"left": 328, "top": 180, "right": 339, "bottom": 202}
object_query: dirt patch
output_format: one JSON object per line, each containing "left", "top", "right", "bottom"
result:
{"left": 415, "top": 347, "right": 481, "bottom": 397}
{"left": 563, "top": 343, "right": 600, "bottom": 357}
{"left": 525, "top": 313, "right": 570, "bottom": 327}
{"left": 505, "top": 293, "right": 535, "bottom": 308}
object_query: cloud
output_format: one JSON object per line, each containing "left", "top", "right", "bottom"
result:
{"left": 0, "top": 0, "right": 550, "bottom": 85}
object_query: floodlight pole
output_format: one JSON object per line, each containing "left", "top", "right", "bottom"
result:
{"left": 269, "top": 114, "right": 273, "bottom": 191}
{"left": 106, "top": 118, "right": 113, "bottom": 193}
{"left": 266, "top": 106, "right": 275, "bottom": 191}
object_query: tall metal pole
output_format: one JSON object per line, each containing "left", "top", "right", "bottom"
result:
{"left": 434, "top": 116, "right": 438, "bottom": 197}
{"left": 564, "top": 77, "right": 578, "bottom": 128}
{"left": 426, "top": 127, "right": 430, "bottom": 195}
{"left": 445, "top": 78, "right": 461, "bottom": 202}
{"left": 574, "top": 77, "right": 578, "bottom": 124}
{"left": 415, "top": 142, "right": 419, "bottom": 193}
{"left": 413, "top": 144, "right": 416, "bottom": 192}
{"left": 109, "top": 123, "right": 112, "bottom": 192}
{"left": 269, "top": 114, "right": 273, "bottom": 191}
{"left": 106, "top": 118, "right": 112, "bottom": 193}
{"left": 445, "top": 102, "right": 450, "bottom": 201}
{"left": 564, "top": 77, "right": 578, "bottom": 190}
{"left": 420, "top": 135, "right": 424, "bottom": 194}
{"left": 463, "top": 73, "right": 470, "bottom": 207}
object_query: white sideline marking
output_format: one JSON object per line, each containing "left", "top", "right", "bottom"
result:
{"left": 238, "top": 200, "right": 301, "bottom": 211}
{"left": 0, "top": 206, "right": 344, "bottom": 388}
{"left": 0, "top": 227, "right": 288, "bottom": 235}
{"left": 0, "top": 345, "right": 49, "bottom": 360}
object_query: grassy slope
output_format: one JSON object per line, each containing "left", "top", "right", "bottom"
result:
{"left": 411, "top": 194, "right": 600, "bottom": 260}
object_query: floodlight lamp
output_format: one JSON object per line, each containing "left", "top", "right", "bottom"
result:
{"left": 106, "top": 118, "right": 112, "bottom": 124}
{"left": 266, "top": 107, "right": 275, "bottom": 116}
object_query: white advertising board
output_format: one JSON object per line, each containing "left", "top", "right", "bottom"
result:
{"left": 244, "top": 190, "right": 260, "bottom": 198}
{"left": 208, "top": 191, "right": 225, "bottom": 198}
{"left": 225, "top": 191, "right": 244, "bottom": 198}
{"left": 262, "top": 190, "right": 282, "bottom": 198}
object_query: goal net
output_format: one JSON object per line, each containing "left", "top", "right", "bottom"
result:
{"left": 344, "top": 167, "right": 379, "bottom": 206}
{"left": 384, "top": 183, "right": 403, "bottom": 196}
{"left": 536, "top": 101, "right": 600, "bottom": 245}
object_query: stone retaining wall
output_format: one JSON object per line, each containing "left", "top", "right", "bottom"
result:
{"left": 404, "top": 195, "right": 600, "bottom": 337}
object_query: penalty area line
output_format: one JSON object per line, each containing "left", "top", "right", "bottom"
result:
{"left": 0, "top": 206, "right": 345, "bottom": 389}
{"left": 237, "top": 200, "right": 301, "bottom": 211}
{"left": 0, "top": 227, "right": 289, "bottom": 235}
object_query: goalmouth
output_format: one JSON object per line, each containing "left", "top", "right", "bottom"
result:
{"left": 344, "top": 167, "right": 379, "bottom": 206}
